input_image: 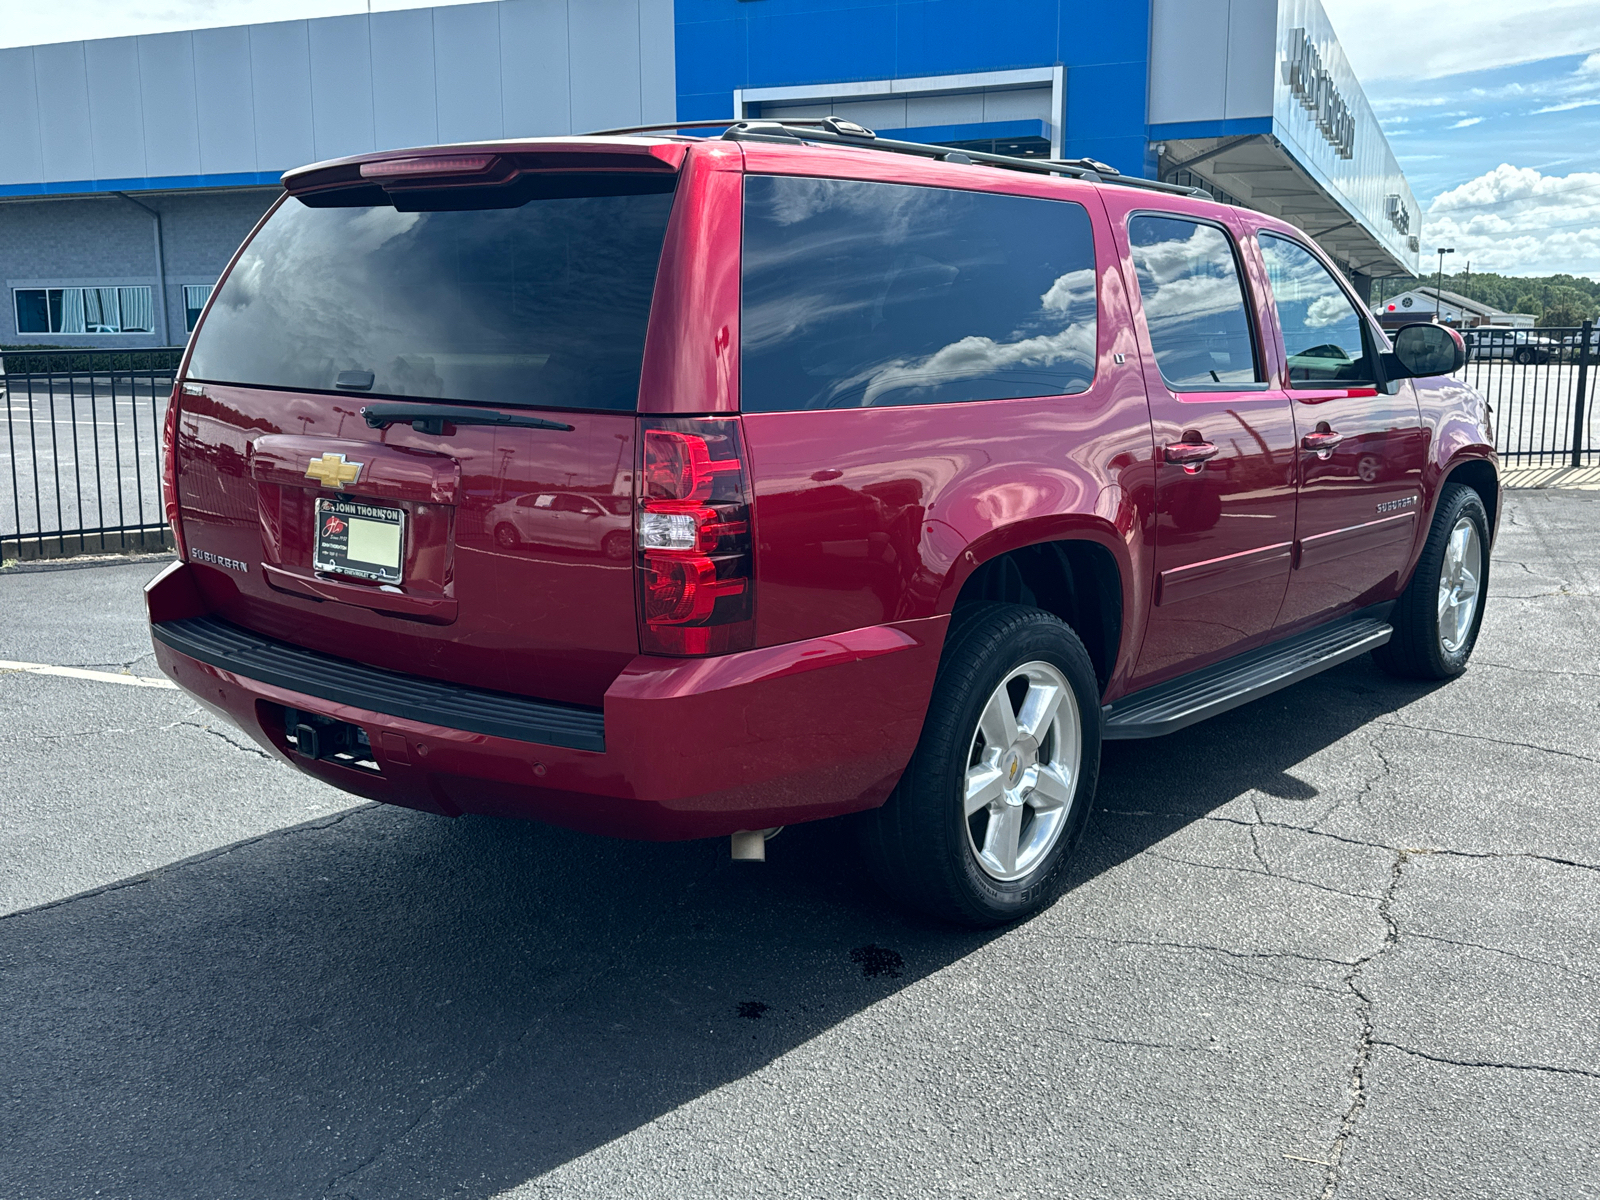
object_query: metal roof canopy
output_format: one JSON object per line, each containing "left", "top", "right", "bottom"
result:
{"left": 1160, "top": 133, "right": 1414, "bottom": 280}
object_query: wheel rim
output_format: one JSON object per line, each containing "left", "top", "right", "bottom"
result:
{"left": 1437, "top": 516, "right": 1483, "bottom": 654}
{"left": 962, "top": 660, "right": 1082, "bottom": 882}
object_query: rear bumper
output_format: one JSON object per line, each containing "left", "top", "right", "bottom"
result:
{"left": 147, "top": 562, "right": 945, "bottom": 839}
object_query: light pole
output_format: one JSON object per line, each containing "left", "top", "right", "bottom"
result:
{"left": 1435, "top": 247, "right": 1455, "bottom": 321}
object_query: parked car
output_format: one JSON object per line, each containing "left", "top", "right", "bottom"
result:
{"left": 149, "top": 121, "right": 1498, "bottom": 927}
{"left": 1464, "top": 328, "right": 1554, "bottom": 364}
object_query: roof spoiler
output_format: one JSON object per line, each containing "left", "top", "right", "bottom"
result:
{"left": 282, "top": 141, "right": 687, "bottom": 200}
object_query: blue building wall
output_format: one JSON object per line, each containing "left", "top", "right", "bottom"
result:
{"left": 674, "top": 0, "right": 1154, "bottom": 176}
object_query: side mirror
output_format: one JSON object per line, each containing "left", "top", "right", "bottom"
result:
{"left": 1387, "top": 322, "right": 1465, "bottom": 379}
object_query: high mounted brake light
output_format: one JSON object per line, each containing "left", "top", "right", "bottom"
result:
{"left": 636, "top": 418, "right": 755, "bottom": 656}
{"left": 360, "top": 155, "right": 498, "bottom": 179}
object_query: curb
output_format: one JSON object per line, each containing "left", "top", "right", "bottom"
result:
{"left": 0, "top": 552, "right": 177, "bottom": 576}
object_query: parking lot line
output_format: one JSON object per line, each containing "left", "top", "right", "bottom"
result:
{"left": 0, "top": 659, "right": 175, "bottom": 688}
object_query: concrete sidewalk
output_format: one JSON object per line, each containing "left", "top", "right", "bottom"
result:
{"left": 1, "top": 489, "right": 1596, "bottom": 1200}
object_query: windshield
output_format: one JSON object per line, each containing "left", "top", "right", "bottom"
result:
{"left": 187, "top": 175, "right": 676, "bottom": 412}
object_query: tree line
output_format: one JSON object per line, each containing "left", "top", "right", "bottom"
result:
{"left": 1373, "top": 272, "right": 1600, "bottom": 327}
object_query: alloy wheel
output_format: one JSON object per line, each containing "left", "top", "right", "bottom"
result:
{"left": 1437, "top": 516, "right": 1482, "bottom": 654}
{"left": 962, "top": 661, "right": 1082, "bottom": 882}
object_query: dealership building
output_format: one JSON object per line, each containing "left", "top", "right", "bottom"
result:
{"left": 0, "top": 0, "right": 1419, "bottom": 349}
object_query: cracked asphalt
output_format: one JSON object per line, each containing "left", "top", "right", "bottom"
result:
{"left": 2, "top": 488, "right": 1597, "bottom": 1200}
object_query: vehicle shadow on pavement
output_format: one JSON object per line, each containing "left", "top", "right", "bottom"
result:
{"left": 0, "top": 656, "right": 1440, "bottom": 1200}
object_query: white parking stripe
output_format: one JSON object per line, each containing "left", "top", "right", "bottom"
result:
{"left": 0, "top": 660, "right": 177, "bottom": 689}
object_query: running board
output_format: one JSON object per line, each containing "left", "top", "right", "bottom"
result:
{"left": 1101, "top": 618, "right": 1392, "bottom": 740}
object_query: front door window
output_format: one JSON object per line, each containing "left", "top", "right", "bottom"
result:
{"left": 1258, "top": 235, "right": 1374, "bottom": 386}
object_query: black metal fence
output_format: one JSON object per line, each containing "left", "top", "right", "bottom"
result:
{"left": 0, "top": 324, "right": 1595, "bottom": 561}
{"left": 1456, "top": 320, "right": 1595, "bottom": 467}
{"left": 1, "top": 347, "right": 182, "bottom": 560}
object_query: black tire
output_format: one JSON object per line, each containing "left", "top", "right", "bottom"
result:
{"left": 859, "top": 602, "right": 1102, "bottom": 928}
{"left": 1373, "top": 483, "right": 1491, "bottom": 680}
{"left": 494, "top": 523, "right": 520, "bottom": 549}
{"left": 1514, "top": 347, "right": 1535, "bottom": 365}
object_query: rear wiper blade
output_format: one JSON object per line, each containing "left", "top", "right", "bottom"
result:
{"left": 361, "top": 403, "right": 573, "bottom": 435}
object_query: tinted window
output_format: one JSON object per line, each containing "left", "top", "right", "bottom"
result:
{"left": 188, "top": 177, "right": 675, "bottom": 411}
{"left": 1259, "top": 234, "right": 1374, "bottom": 384}
{"left": 740, "top": 176, "right": 1097, "bottom": 412}
{"left": 1127, "top": 215, "right": 1258, "bottom": 389}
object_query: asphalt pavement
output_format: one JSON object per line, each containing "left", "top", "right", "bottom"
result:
{"left": 2, "top": 490, "right": 1597, "bottom": 1200}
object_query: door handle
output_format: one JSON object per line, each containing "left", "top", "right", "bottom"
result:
{"left": 1164, "top": 439, "right": 1219, "bottom": 471}
{"left": 1301, "top": 428, "right": 1344, "bottom": 458}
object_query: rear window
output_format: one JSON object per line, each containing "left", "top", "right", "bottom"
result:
{"left": 740, "top": 176, "right": 1097, "bottom": 412}
{"left": 187, "top": 175, "right": 675, "bottom": 412}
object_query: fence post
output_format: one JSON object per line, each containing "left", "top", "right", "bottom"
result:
{"left": 1574, "top": 319, "right": 1593, "bottom": 470}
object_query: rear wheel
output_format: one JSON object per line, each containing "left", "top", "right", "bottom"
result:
{"left": 1374, "top": 483, "right": 1490, "bottom": 680}
{"left": 859, "top": 603, "right": 1101, "bottom": 927}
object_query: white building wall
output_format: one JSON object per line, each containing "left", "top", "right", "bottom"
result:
{"left": 1148, "top": 0, "right": 1276, "bottom": 125}
{"left": 0, "top": 0, "right": 677, "bottom": 191}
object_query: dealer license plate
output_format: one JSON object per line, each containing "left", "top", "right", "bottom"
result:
{"left": 313, "top": 498, "right": 405, "bottom": 584}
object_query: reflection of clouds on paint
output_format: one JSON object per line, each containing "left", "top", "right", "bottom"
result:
{"left": 831, "top": 268, "right": 1097, "bottom": 407}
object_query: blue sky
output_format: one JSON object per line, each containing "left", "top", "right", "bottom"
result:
{"left": 1368, "top": 53, "right": 1600, "bottom": 203}
{"left": 1323, "top": 0, "right": 1600, "bottom": 277}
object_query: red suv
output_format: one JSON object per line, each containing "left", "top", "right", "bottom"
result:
{"left": 148, "top": 121, "right": 1497, "bottom": 926}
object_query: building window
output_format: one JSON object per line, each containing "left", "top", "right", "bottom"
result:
{"left": 184, "top": 285, "right": 214, "bottom": 333}
{"left": 13, "top": 286, "right": 154, "bottom": 335}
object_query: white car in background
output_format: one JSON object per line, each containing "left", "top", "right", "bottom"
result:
{"left": 487, "top": 491, "right": 632, "bottom": 559}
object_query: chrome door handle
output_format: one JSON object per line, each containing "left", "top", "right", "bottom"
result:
{"left": 1301, "top": 429, "right": 1344, "bottom": 458}
{"left": 1164, "top": 440, "right": 1219, "bottom": 470}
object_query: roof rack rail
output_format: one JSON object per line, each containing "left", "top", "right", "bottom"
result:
{"left": 583, "top": 118, "right": 1204, "bottom": 198}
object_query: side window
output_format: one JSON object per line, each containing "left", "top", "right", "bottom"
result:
{"left": 1126, "top": 215, "right": 1259, "bottom": 390}
{"left": 740, "top": 176, "right": 1098, "bottom": 412}
{"left": 1258, "top": 234, "right": 1374, "bottom": 385}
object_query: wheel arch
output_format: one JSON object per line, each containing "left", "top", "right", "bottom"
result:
{"left": 948, "top": 536, "right": 1126, "bottom": 695}
{"left": 1440, "top": 454, "right": 1500, "bottom": 540}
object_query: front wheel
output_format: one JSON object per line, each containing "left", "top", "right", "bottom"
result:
{"left": 858, "top": 603, "right": 1102, "bottom": 927}
{"left": 1373, "top": 483, "right": 1490, "bottom": 680}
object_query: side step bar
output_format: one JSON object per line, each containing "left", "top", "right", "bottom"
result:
{"left": 1101, "top": 617, "right": 1393, "bottom": 740}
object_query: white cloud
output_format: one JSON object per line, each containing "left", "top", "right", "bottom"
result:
{"left": 1449, "top": 117, "right": 1484, "bottom": 128}
{"left": 1322, "top": 0, "right": 1600, "bottom": 81}
{"left": 1424, "top": 165, "right": 1600, "bottom": 279}
{"left": 1533, "top": 99, "right": 1600, "bottom": 113}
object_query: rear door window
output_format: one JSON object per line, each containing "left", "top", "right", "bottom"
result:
{"left": 740, "top": 176, "right": 1097, "bottom": 411}
{"left": 1127, "top": 215, "right": 1259, "bottom": 390}
{"left": 1258, "top": 234, "right": 1376, "bottom": 385}
{"left": 187, "top": 175, "right": 676, "bottom": 412}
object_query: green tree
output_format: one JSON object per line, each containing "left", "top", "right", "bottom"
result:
{"left": 1539, "top": 287, "right": 1591, "bottom": 327}
{"left": 1513, "top": 293, "right": 1542, "bottom": 318}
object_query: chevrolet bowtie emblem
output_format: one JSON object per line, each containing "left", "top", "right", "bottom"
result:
{"left": 305, "top": 452, "right": 363, "bottom": 489}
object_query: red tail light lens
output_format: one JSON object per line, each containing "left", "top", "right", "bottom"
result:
{"left": 162, "top": 383, "right": 188, "bottom": 560}
{"left": 636, "top": 417, "right": 754, "bottom": 655}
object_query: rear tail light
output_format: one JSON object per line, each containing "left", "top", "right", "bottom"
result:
{"left": 163, "top": 383, "right": 188, "bottom": 560}
{"left": 636, "top": 418, "right": 755, "bottom": 655}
